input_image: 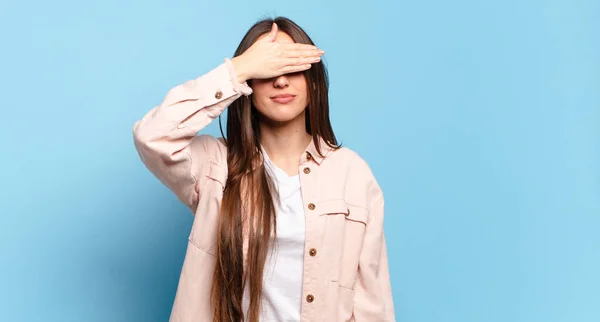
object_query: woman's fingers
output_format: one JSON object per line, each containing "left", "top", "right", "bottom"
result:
{"left": 286, "top": 43, "right": 320, "bottom": 50}
{"left": 285, "top": 48, "right": 325, "bottom": 59}
{"left": 280, "top": 56, "right": 319, "bottom": 74}
{"left": 281, "top": 43, "right": 323, "bottom": 56}
{"left": 281, "top": 64, "right": 313, "bottom": 74}
{"left": 283, "top": 56, "right": 320, "bottom": 67}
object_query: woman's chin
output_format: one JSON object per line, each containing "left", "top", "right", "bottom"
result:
{"left": 258, "top": 106, "right": 306, "bottom": 125}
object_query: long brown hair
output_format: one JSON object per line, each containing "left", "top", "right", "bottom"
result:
{"left": 211, "top": 16, "right": 339, "bottom": 322}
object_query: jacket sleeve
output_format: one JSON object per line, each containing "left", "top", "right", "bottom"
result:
{"left": 132, "top": 59, "right": 252, "bottom": 213}
{"left": 353, "top": 196, "right": 396, "bottom": 321}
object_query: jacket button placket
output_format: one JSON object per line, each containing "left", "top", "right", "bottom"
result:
{"left": 299, "top": 160, "right": 319, "bottom": 321}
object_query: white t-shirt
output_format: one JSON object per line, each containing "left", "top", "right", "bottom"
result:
{"left": 242, "top": 149, "right": 306, "bottom": 321}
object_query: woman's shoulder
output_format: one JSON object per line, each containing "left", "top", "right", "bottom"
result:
{"left": 327, "top": 146, "right": 384, "bottom": 201}
{"left": 329, "top": 146, "right": 374, "bottom": 173}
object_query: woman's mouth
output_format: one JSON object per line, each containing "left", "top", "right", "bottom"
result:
{"left": 270, "top": 94, "right": 296, "bottom": 104}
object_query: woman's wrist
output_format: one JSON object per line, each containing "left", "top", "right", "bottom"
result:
{"left": 231, "top": 56, "right": 250, "bottom": 84}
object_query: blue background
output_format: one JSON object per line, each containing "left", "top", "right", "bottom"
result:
{"left": 1, "top": 0, "right": 598, "bottom": 321}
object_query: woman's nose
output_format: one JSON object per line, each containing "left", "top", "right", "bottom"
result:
{"left": 273, "top": 75, "right": 289, "bottom": 88}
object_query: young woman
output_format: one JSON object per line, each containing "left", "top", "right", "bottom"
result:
{"left": 133, "top": 17, "right": 395, "bottom": 322}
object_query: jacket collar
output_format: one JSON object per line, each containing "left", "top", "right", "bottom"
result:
{"left": 251, "top": 136, "right": 335, "bottom": 171}
{"left": 303, "top": 136, "right": 335, "bottom": 165}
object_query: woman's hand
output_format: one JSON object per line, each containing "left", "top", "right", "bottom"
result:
{"left": 231, "top": 22, "right": 324, "bottom": 83}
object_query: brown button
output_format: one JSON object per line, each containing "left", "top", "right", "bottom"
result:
{"left": 309, "top": 248, "right": 317, "bottom": 256}
{"left": 303, "top": 167, "right": 311, "bottom": 174}
{"left": 308, "top": 203, "right": 315, "bottom": 210}
{"left": 306, "top": 294, "right": 314, "bottom": 303}
{"left": 306, "top": 152, "right": 312, "bottom": 160}
{"left": 215, "top": 91, "right": 223, "bottom": 99}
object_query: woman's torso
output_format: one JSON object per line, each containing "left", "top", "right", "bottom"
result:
{"left": 173, "top": 135, "right": 380, "bottom": 322}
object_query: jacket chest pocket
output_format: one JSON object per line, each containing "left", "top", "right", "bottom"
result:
{"left": 318, "top": 200, "right": 369, "bottom": 289}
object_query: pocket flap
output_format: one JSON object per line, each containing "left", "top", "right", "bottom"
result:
{"left": 318, "top": 200, "right": 369, "bottom": 224}
{"left": 317, "top": 199, "right": 349, "bottom": 215}
{"left": 346, "top": 205, "right": 369, "bottom": 224}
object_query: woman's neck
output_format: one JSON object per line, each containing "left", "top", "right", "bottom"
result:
{"left": 259, "top": 114, "right": 312, "bottom": 177}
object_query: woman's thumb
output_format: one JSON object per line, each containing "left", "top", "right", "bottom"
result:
{"left": 265, "top": 22, "right": 278, "bottom": 42}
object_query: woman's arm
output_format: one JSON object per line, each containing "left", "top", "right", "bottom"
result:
{"left": 353, "top": 196, "right": 396, "bottom": 321}
{"left": 132, "top": 59, "right": 251, "bottom": 213}
{"left": 132, "top": 23, "right": 323, "bottom": 213}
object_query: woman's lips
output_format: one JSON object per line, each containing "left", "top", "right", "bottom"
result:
{"left": 270, "top": 94, "right": 296, "bottom": 104}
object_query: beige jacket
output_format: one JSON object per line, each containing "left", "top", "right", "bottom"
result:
{"left": 132, "top": 60, "right": 395, "bottom": 321}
